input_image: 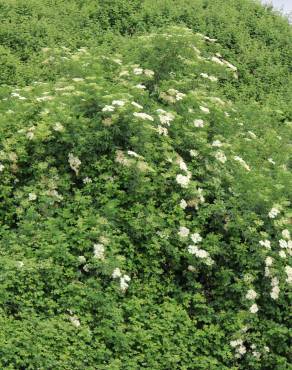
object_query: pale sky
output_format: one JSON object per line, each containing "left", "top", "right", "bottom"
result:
{"left": 262, "top": 0, "right": 292, "bottom": 15}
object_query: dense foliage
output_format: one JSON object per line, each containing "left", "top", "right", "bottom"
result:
{"left": 0, "top": 1, "right": 291, "bottom": 369}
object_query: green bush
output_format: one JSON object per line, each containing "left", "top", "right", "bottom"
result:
{"left": 0, "top": 26, "right": 291, "bottom": 369}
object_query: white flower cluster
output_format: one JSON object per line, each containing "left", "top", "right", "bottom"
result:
{"left": 270, "top": 277, "right": 280, "bottom": 300}
{"left": 200, "top": 73, "right": 218, "bottom": 82}
{"left": 249, "top": 303, "right": 259, "bottom": 314}
{"left": 157, "top": 125, "right": 168, "bottom": 136}
{"left": 282, "top": 229, "right": 290, "bottom": 240}
{"left": 102, "top": 105, "right": 115, "bottom": 112}
{"left": 184, "top": 231, "right": 214, "bottom": 265}
{"left": 160, "top": 89, "right": 186, "bottom": 103}
{"left": 28, "top": 192, "right": 37, "bottom": 201}
{"left": 278, "top": 230, "right": 292, "bottom": 257}
{"left": 214, "top": 150, "right": 227, "bottom": 164}
{"left": 168, "top": 88, "right": 186, "bottom": 101}
{"left": 212, "top": 140, "right": 222, "bottom": 147}
{"left": 133, "top": 67, "right": 154, "bottom": 77}
{"left": 26, "top": 126, "right": 35, "bottom": 140}
{"left": 178, "top": 226, "right": 190, "bottom": 238}
{"left": 264, "top": 255, "right": 273, "bottom": 278}
{"left": 127, "top": 150, "right": 143, "bottom": 159}
{"left": 115, "top": 150, "right": 131, "bottom": 167}
{"left": 93, "top": 243, "right": 105, "bottom": 260}
{"left": 180, "top": 199, "right": 188, "bottom": 209}
{"left": 245, "top": 289, "right": 257, "bottom": 300}
{"left": 102, "top": 99, "right": 126, "bottom": 113}
{"left": 188, "top": 245, "right": 213, "bottom": 264}
{"left": 230, "top": 339, "right": 246, "bottom": 358}
{"left": 268, "top": 207, "right": 280, "bottom": 219}
{"left": 199, "top": 106, "right": 210, "bottom": 114}
{"left": 69, "top": 315, "right": 81, "bottom": 328}
{"left": 211, "top": 53, "right": 237, "bottom": 72}
{"left": 53, "top": 122, "right": 64, "bottom": 132}
{"left": 135, "top": 83, "right": 146, "bottom": 89}
{"left": 259, "top": 239, "right": 271, "bottom": 249}
{"left": 234, "top": 156, "right": 250, "bottom": 171}
{"left": 190, "top": 149, "right": 199, "bottom": 157}
{"left": 157, "top": 109, "right": 175, "bottom": 126}
{"left": 131, "top": 101, "right": 143, "bottom": 109}
{"left": 175, "top": 157, "right": 192, "bottom": 188}
{"left": 112, "top": 100, "right": 126, "bottom": 107}
{"left": 193, "top": 119, "right": 204, "bottom": 128}
{"left": 112, "top": 268, "right": 131, "bottom": 292}
{"left": 83, "top": 177, "right": 92, "bottom": 184}
{"left": 197, "top": 33, "right": 217, "bottom": 43}
{"left": 176, "top": 174, "right": 191, "bottom": 188}
{"left": 133, "top": 112, "right": 154, "bottom": 121}
{"left": 11, "top": 92, "right": 26, "bottom": 100}
{"left": 68, "top": 153, "right": 81, "bottom": 175}
{"left": 0, "top": 163, "right": 4, "bottom": 172}
{"left": 285, "top": 266, "right": 292, "bottom": 284}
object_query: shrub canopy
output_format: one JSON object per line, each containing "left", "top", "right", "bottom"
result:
{"left": 0, "top": 2, "right": 291, "bottom": 370}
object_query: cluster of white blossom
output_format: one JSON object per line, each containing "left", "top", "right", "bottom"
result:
{"left": 131, "top": 101, "right": 143, "bottom": 109}
{"left": 112, "top": 268, "right": 131, "bottom": 292}
{"left": 230, "top": 339, "right": 246, "bottom": 358}
{"left": 193, "top": 119, "right": 204, "bottom": 128}
{"left": 200, "top": 73, "right": 218, "bottom": 82}
{"left": 133, "top": 112, "right": 154, "bottom": 121}
{"left": 157, "top": 125, "right": 168, "bottom": 136}
{"left": 157, "top": 109, "right": 175, "bottom": 126}
{"left": 187, "top": 245, "right": 213, "bottom": 265}
{"left": 249, "top": 303, "right": 259, "bottom": 314}
{"left": 69, "top": 315, "right": 81, "bottom": 328}
{"left": 53, "top": 122, "right": 65, "bottom": 132}
{"left": 180, "top": 199, "right": 187, "bottom": 209}
{"left": 190, "top": 149, "right": 199, "bottom": 158}
{"left": 178, "top": 226, "right": 190, "bottom": 238}
{"left": 112, "top": 100, "right": 126, "bottom": 107}
{"left": 211, "top": 53, "right": 237, "bottom": 73}
{"left": 278, "top": 230, "right": 292, "bottom": 257}
{"left": 176, "top": 174, "right": 191, "bottom": 188}
{"left": 68, "top": 153, "right": 81, "bottom": 175}
{"left": 285, "top": 266, "right": 292, "bottom": 284}
{"left": 245, "top": 289, "right": 257, "bottom": 300}
{"left": 251, "top": 344, "right": 261, "bottom": 360}
{"left": 36, "top": 95, "right": 54, "bottom": 102}
{"left": 28, "top": 192, "right": 37, "bottom": 201}
{"left": 160, "top": 89, "right": 186, "bottom": 104}
{"left": 83, "top": 177, "right": 92, "bottom": 184}
{"left": 212, "top": 140, "right": 223, "bottom": 147}
{"left": 199, "top": 106, "right": 210, "bottom": 114}
{"left": 133, "top": 66, "right": 154, "bottom": 78}
{"left": 26, "top": 126, "right": 35, "bottom": 140}
{"left": 268, "top": 207, "right": 280, "bottom": 219}
{"left": 115, "top": 150, "right": 131, "bottom": 167}
{"left": 264, "top": 256, "right": 273, "bottom": 281}
{"left": 214, "top": 150, "right": 227, "bottom": 164}
{"left": 11, "top": 92, "right": 26, "bottom": 100}
{"left": 78, "top": 255, "right": 86, "bottom": 264}
{"left": 179, "top": 229, "right": 214, "bottom": 265}
{"left": 270, "top": 277, "right": 280, "bottom": 300}
{"left": 135, "top": 83, "right": 146, "bottom": 89}
{"left": 259, "top": 239, "right": 271, "bottom": 249}
{"left": 127, "top": 150, "right": 143, "bottom": 159}
{"left": 93, "top": 243, "right": 105, "bottom": 260}
{"left": 234, "top": 156, "right": 250, "bottom": 171}
{"left": 102, "top": 99, "right": 126, "bottom": 113}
